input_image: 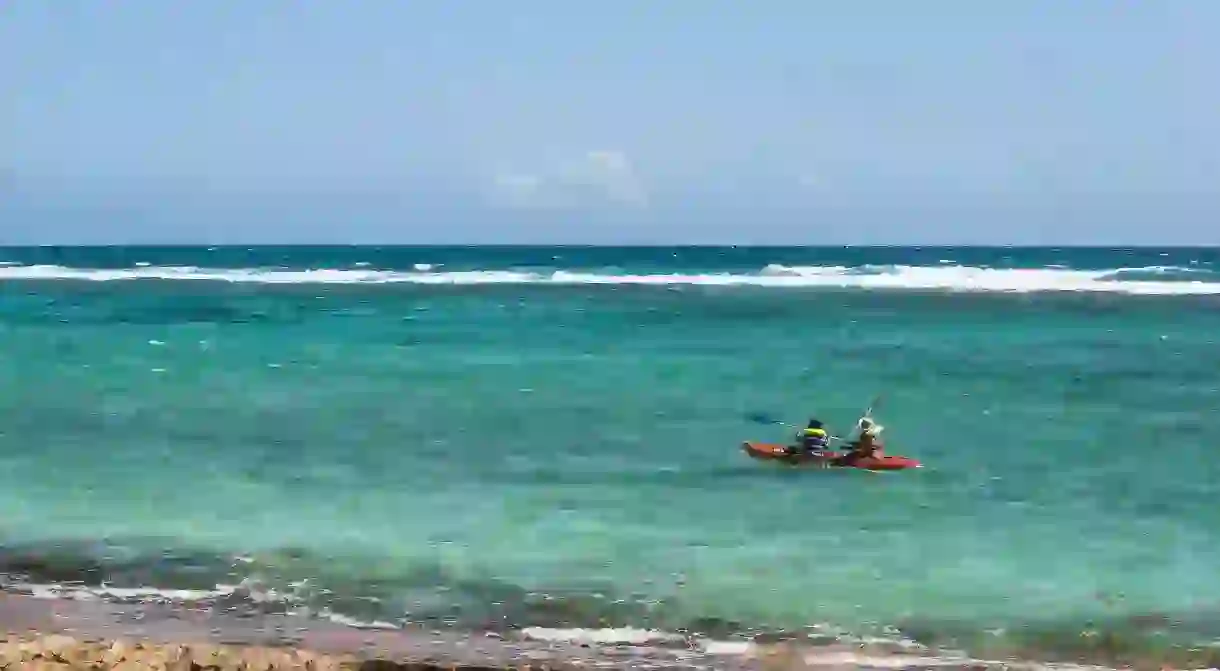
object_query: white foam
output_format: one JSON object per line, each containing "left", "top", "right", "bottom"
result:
{"left": 4, "top": 576, "right": 303, "bottom": 607}
{"left": 0, "top": 263, "right": 1216, "bottom": 295}
{"left": 519, "top": 626, "right": 685, "bottom": 646}
{"left": 12, "top": 582, "right": 238, "bottom": 603}
{"left": 316, "top": 610, "right": 401, "bottom": 630}
{"left": 512, "top": 627, "right": 1099, "bottom": 671}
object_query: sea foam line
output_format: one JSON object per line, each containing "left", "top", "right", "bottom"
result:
{"left": 0, "top": 263, "right": 1217, "bottom": 294}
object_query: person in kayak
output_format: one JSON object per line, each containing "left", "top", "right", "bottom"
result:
{"left": 789, "top": 418, "right": 831, "bottom": 455}
{"left": 836, "top": 417, "right": 884, "bottom": 464}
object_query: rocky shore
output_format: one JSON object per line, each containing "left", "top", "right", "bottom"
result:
{"left": 0, "top": 631, "right": 974, "bottom": 671}
{"left": 0, "top": 591, "right": 1047, "bottom": 671}
{"left": 2, "top": 634, "right": 361, "bottom": 670}
{"left": 0, "top": 592, "right": 770, "bottom": 670}
{"left": 5, "top": 591, "right": 1215, "bottom": 671}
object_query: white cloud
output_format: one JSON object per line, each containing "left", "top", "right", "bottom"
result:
{"left": 561, "top": 150, "right": 649, "bottom": 206}
{"left": 488, "top": 172, "right": 553, "bottom": 209}
{"left": 487, "top": 150, "right": 648, "bottom": 210}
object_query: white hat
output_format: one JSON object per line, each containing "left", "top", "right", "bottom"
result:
{"left": 859, "top": 417, "right": 884, "bottom": 434}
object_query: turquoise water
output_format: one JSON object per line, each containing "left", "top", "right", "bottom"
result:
{"left": 2, "top": 246, "right": 1219, "bottom": 660}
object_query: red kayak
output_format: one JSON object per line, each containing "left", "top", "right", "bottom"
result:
{"left": 741, "top": 441, "right": 922, "bottom": 471}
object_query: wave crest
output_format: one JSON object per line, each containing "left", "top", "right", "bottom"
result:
{"left": 0, "top": 263, "right": 1217, "bottom": 294}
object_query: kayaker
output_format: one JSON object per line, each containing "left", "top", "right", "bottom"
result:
{"left": 837, "top": 417, "right": 884, "bottom": 464}
{"left": 789, "top": 418, "right": 831, "bottom": 454}
{"left": 857, "top": 416, "right": 883, "bottom": 439}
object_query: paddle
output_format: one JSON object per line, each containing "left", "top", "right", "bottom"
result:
{"left": 744, "top": 412, "right": 789, "bottom": 427}
{"left": 747, "top": 393, "right": 883, "bottom": 442}
{"left": 856, "top": 394, "right": 884, "bottom": 436}
{"left": 748, "top": 394, "right": 880, "bottom": 426}
{"left": 862, "top": 394, "right": 881, "bottom": 422}
{"left": 744, "top": 412, "right": 848, "bottom": 443}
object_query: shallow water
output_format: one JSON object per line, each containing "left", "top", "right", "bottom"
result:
{"left": 2, "top": 246, "right": 1219, "bottom": 662}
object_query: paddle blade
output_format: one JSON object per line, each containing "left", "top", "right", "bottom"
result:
{"left": 864, "top": 394, "right": 882, "bottom": 418}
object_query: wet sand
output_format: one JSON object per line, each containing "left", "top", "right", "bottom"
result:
{"left": 0, "top": 592, "right": 1073, "bottom": 671}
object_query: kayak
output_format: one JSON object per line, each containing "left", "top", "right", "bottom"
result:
{"left": 741, "top": 441, "right": 922, "bottom": 471}
{"left": 742, "top": 442, "right": 921, "bottom": 470}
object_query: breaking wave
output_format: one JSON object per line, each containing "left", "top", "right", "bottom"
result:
{"left": 0, "top": 262, "right": 1218, "bottom": 294}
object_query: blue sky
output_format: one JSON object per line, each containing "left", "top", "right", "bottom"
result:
{"left": 2, "top": 1, "right": 1217, "bottom": 244}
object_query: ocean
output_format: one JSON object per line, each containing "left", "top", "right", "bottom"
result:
{"left": 1, "top": 245, "right": 1218, "bottom": 665}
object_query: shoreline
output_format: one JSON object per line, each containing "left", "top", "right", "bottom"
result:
{"left": 0, "top": 592, "right": 1045, "bottom": 671}
{"left": 5, "top": 565, "right": 1220, "bottom": 671}
{"left": 3, "top": 592, "right": 1212, "bottom": 671}
{"left": 0, "top": 592, "right": 734, "bottom": 670}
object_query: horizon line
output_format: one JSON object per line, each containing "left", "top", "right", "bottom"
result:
{"left": 2, "top": 243, "right": 1219, "bottom": 250}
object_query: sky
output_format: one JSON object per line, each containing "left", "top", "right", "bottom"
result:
{"left": 2, "top": 1, "right": 1218, "bottom": 245}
